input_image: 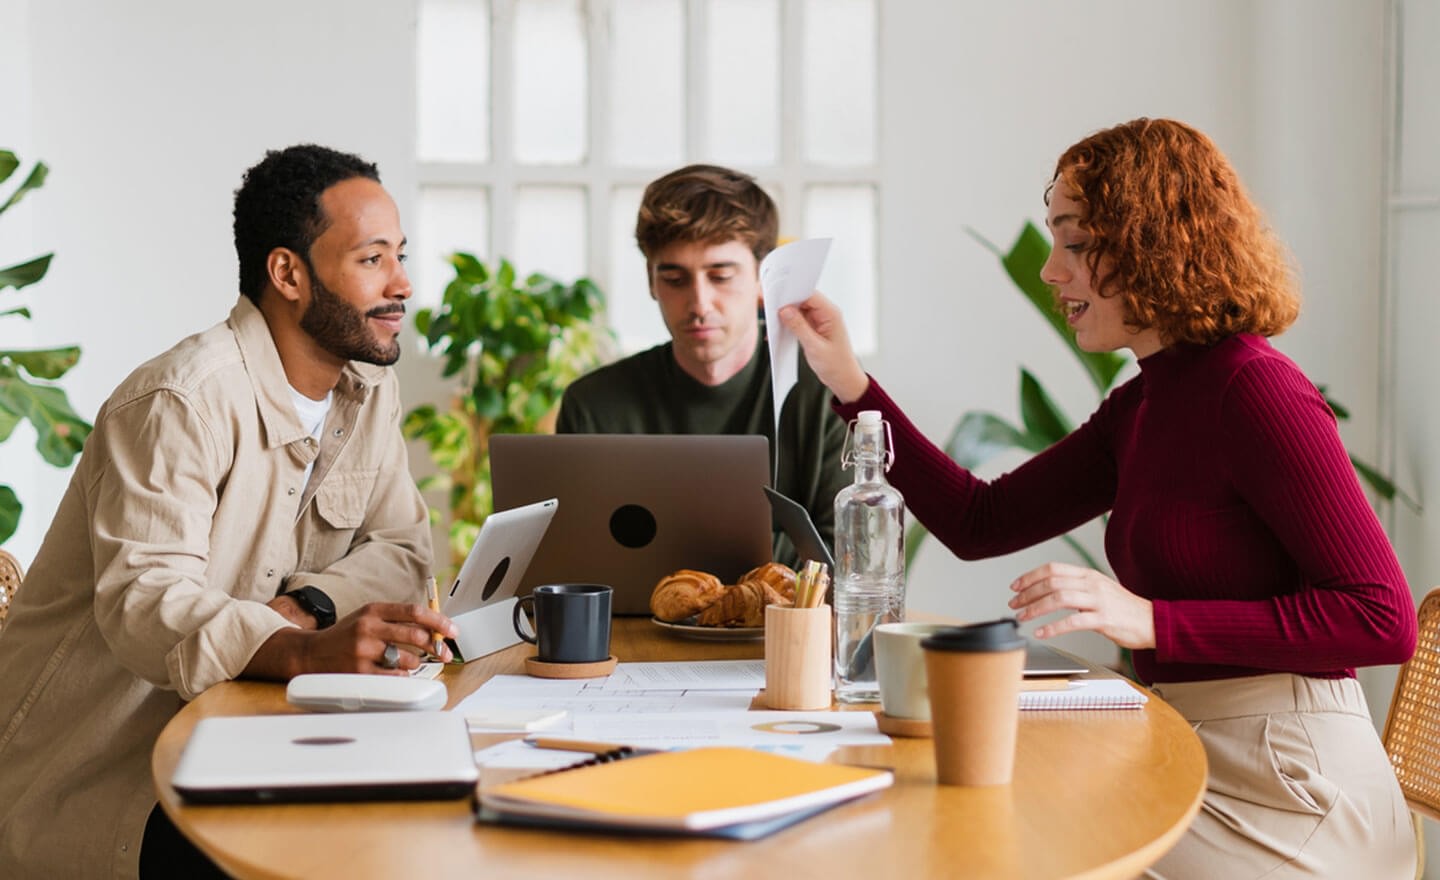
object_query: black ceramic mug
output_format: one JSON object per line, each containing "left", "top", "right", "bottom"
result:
{"left": 513, "top": 584, "right": 613, "bottom": 663}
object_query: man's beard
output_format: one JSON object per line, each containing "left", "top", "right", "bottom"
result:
{"left": 299, "top": 266, "right": 403, "bottom": 366}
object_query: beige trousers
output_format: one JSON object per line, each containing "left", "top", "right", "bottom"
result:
{"left": 1145, "top": 674, "right": 1414, "bottom": 880}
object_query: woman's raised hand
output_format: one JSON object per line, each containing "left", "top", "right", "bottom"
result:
{"left": 1008, "top": 562, "right": 1156, "bottom": 650}
{"left": 778, "top": 293, "right": 870, "bottom": 403}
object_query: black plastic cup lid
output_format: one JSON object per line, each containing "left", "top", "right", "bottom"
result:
{"left": 921, "top": 618, "right": 1024, "bottom": 653}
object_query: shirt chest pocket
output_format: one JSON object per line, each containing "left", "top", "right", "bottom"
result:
{"left": 313, "top": 469, "right": 378, "bottom": 530}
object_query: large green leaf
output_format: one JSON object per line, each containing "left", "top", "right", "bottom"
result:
{"left": 2, "top": 346, "right": 81, "bottom": 380}
{"left": 0, "top": 151, "right": 18, "bottom": 186}
{"left": 974, "top": 223, "right": 1126, "bottom": 395}
{"left": 1351, "top": 454, "right": 1422, "bottom": 514}
{"left": 0, "top": 160, "right": 49, "bottom": 216}
{"left": 1018, "top": 369, "right": 1073, "bottom": 449}
{"left": 0, "top": 374, "right": 91, "bottom": 466}
{"left": 0, "top": 485, "right": 18, "bottom": 545}
{"left": 0, "top": 254, "right": 53, "bottom": 291}
{"left": 0, "top": 404, "right": 18, "bottom": 442}
{"left": 943, "top": 411, "right": 1027, "bottom": 471}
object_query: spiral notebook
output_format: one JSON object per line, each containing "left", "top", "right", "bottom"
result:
{"left": 1017, "top": 678, "right": 1148, "bottom": 710}
{"left": 476, "top": 746, "right": 892, "bottom": 840}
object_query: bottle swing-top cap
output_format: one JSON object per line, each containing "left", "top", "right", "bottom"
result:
{"left": 842, "top": 410, "right": 896, "bottom": 471}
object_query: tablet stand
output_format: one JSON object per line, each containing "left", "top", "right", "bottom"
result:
{"left": 450, "top": 597, "right": 523, "bottom": 662}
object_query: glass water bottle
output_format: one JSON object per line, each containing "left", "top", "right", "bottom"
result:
{"left": 832, "top": 410, "right": 906, "bottom": 703}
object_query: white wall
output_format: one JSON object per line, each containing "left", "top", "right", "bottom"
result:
{"left": 4, "top": 0, "right": 419, "bottom": 559}
{"left": 3, "top": 0, "right": 1420, "bottom": 677}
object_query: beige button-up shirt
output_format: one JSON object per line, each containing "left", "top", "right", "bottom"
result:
{"left": 0, "top": 297, "right": 432, "bottom": 879}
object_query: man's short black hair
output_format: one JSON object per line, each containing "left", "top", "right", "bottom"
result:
{"left": 232, "top": 144, "right": 380, "bottom": 303}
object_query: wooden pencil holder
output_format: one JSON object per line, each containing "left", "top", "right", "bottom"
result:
{"left": 764, "top": 604, "right": 833, "bottom": 710}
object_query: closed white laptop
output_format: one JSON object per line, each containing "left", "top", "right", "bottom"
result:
{"left": 171, "top": 711, "right": 478, "bottom": 804}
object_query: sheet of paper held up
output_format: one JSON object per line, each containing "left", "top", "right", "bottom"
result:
{"left": 761, "top": 238, "right": 832, "bottom": 460}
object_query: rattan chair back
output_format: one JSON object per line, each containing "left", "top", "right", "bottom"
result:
{"left": 1384, "top": 586, "right": 1440, "bottom": 825}
{"left": 0, "top": 549, "right": 23, "bottom": 634}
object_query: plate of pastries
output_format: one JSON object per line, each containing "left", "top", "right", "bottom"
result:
{"left": 649, "top": 562, "right": 798, "bottom": 640}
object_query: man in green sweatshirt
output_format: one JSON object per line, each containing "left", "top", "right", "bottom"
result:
{"left": 555, "top": 164, "right": 847, "bottom": 565}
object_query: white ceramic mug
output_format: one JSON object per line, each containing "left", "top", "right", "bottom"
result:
{"left": 873, "top": 622, "right": 953, "bottom": 720}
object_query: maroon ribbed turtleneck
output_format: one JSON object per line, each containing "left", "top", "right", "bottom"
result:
{"left": 837, "top": 333, "right": 1416, "bottom": 684}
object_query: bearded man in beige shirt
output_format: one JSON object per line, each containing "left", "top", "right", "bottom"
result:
{"left": 0, "top": 144, "right": 456, "bottom": 879}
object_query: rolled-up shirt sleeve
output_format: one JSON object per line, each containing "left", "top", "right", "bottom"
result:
{"left": 89, "top": 389, "right": 293, "bottom": 699}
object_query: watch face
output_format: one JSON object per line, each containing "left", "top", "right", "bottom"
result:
{"left": 292, "top": 586, "right": 336, "bottom": 627}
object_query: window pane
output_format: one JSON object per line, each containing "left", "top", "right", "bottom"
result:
{"left": 609, "top": 0, "right": 685, "bottom": 167}
{"left": 607, "top": 185, "right": 669, "bottom": 352}
{"left": 802, "top": 0, "right": 875, "bottom": 165}
{"left": 514, "top": 0, "right": 588, "bottom": 163}
{"left": 704, "top": 0, "right": 778, "bottom": 165}
{"left": 513, "top": 186, "right": 587, "bottom": 283}
{"left": 1400, "top": 0, "right": 1440, "bottom": 192}
{"left": 417, "top": 0, "right": 490, "bottom": 162}
{"left": 803, "top": 185, "right": 876, "bottom": 355}
{"left": 416, "top": 186, "right": 490, "bottom": 312}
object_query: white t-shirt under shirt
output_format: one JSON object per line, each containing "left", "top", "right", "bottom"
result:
{"left": 288, "top": 386, "right": 333, "bottom": 490}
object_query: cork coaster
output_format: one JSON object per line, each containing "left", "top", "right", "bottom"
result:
{"left": 874, "top": 711, "right": 932, "bottom": 738}
{"left": 751, "top": 689, "right": 832, "bottom": 711}
{"left": 524, "top": 655, "right": 618, "bottom": 679}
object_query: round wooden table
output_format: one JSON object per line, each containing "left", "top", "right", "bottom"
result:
{"left": 153, "top": 618, "right": 1206, "bottom": 880}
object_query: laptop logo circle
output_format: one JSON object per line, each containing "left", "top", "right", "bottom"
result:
{"left": 481, "top": 556, "right": 511, "bottom": 601}
{"left": 609, "top": 504, "right": 657, "bottom": 548}
{"left": 291, "top": 736, "right": 356, "bottom": 746}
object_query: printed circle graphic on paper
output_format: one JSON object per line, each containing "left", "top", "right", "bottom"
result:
{"left": 751, "top": 720, "right": 843, "bottom": 735}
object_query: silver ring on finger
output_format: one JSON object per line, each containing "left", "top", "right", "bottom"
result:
{"left": 380, "top": 643, "right": 401, "bottom": 669}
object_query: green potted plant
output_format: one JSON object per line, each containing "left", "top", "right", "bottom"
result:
{"left": 907, "top": 221, "right": 1420, "bottom": 572}
{"left": 0, "top": 150, "right": 92, "bottom": 545}
{"left": 404, "top": 253, "right": 613, "bottom": 569}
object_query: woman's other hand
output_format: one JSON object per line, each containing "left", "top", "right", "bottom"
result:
{"left": 778, "top": 293, "right": 870, "bottom": 404}
{"left": 1008, "top": 562, "right": 1156, "bottom": 650}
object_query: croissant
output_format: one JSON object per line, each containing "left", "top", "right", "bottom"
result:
{"left": 738, "top": 562, "right": 797, "bottom": 602}
{"left": 650, "top": 569, "right": 727, "bottom": 622}
{"left": 695, "top": 580, "right": 791, "bottom": 628}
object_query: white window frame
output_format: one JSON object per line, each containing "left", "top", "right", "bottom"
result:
{"left": 417, "top": 0, "right": 881, "bottom": 353}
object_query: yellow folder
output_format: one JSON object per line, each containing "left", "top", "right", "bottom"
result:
{"left": 480, "top": 747, "right": 892, "bottom": 833}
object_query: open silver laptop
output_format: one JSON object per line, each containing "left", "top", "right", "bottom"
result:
{"left": 171, "top": 711, "right": 478, "bottom": 803}
{"left": 489, "top": 434, "right": 774, "bottom": 616}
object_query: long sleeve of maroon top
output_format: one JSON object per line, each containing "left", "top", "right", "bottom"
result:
{"left": 837, "top": 334, "right": 1415, "bottom": 684}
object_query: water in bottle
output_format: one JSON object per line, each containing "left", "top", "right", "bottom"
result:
{"left": 833, "top": 410, "right": 905, "bottom": 703}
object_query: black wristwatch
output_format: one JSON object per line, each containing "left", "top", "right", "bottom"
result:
{"left": 284, "top": 585, "right": 336, "bottom": 629}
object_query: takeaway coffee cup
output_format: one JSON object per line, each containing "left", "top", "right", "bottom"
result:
{"left": 921, "top": 618, "right": 1026, "bottom": 785}
{"left": 513, "top": 584, "right": 613, "bottom": 663}
{"left": 874, "top": 622, "right": 953, "bottom": 720}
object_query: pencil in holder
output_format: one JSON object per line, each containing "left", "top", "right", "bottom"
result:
{"left": 764, "top": 604, "right": 833, "bottom": 710}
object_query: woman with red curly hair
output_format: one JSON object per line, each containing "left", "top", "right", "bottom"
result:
{"left": 781, "top": 117, "right": 1416, "bottom": 878}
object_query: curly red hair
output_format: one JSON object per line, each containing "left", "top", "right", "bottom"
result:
{"left": 1048, "top": 118, "right": 1299, "bottom": 345}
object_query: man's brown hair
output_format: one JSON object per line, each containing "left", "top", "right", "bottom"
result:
{"left": 635, "top": 164, "right": 778, "bottom": 265}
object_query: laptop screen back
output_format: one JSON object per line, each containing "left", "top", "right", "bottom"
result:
{"left": 489, "top": 434, "right": 773, "bottom": 615}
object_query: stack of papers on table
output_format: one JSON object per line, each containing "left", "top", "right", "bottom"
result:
{"left": 477, "top": 746, "right": 891, "bottom": 839}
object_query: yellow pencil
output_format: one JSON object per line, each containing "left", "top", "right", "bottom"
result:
{"left": 426, "top": 575, "right": 445, "bottom": 659}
